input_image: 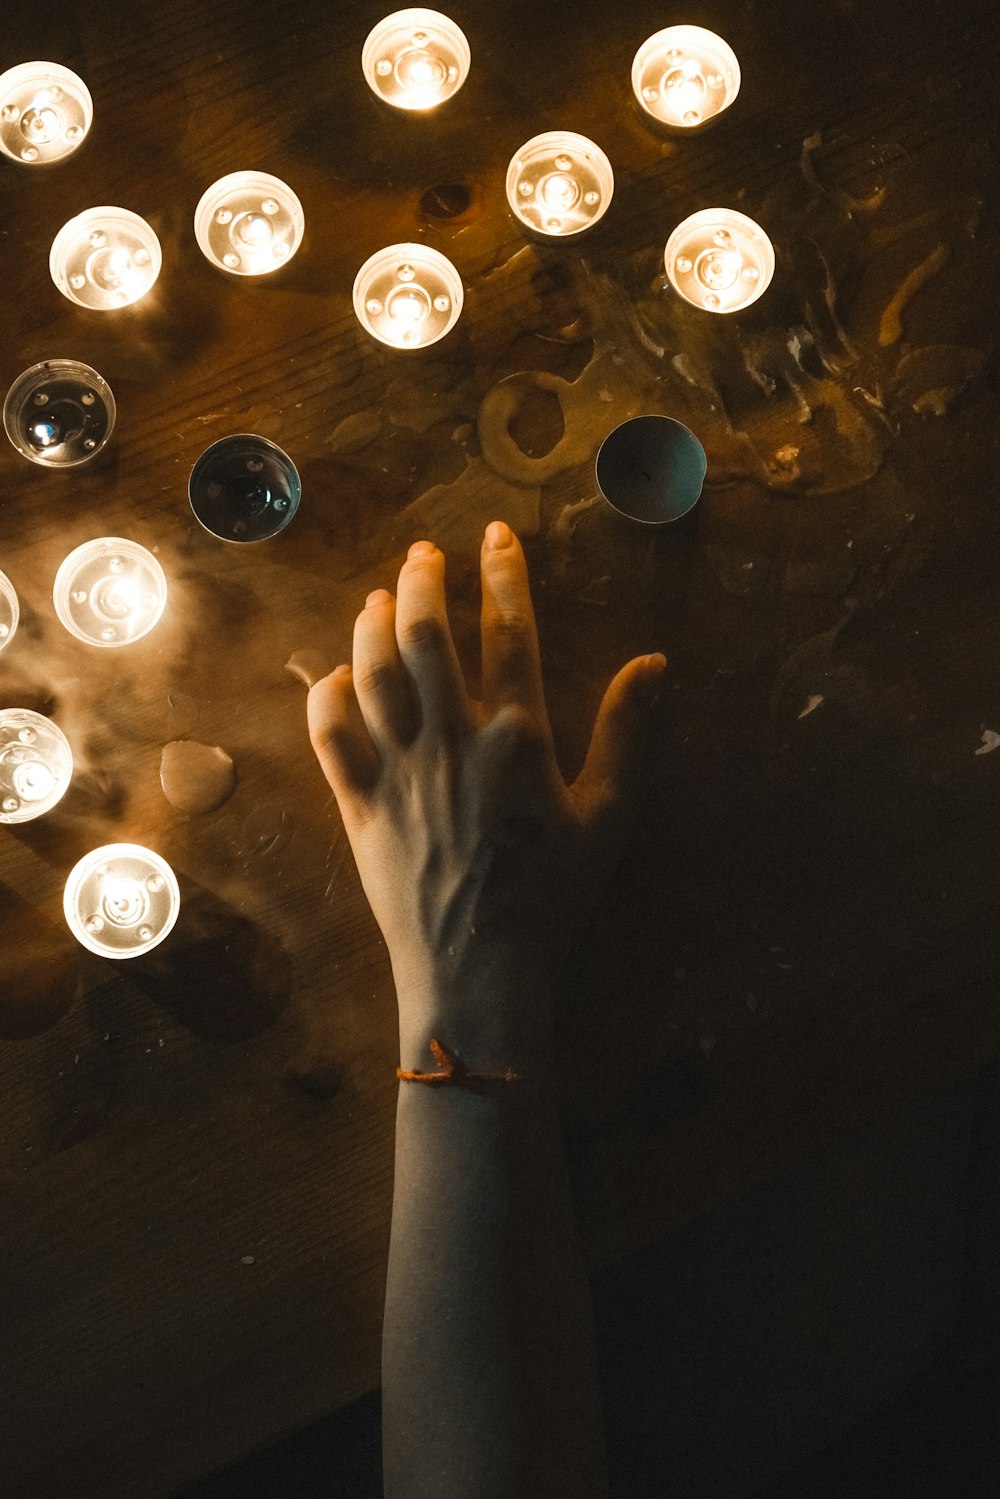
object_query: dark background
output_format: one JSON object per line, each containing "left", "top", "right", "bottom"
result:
{"left": 1, "top": 0, "right": 999, "bottom": 1494}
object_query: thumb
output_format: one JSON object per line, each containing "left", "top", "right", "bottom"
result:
{"left": 571, "top": 653, "right": 666, "bottom": 827}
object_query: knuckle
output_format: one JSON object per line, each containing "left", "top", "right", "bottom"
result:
{"left": 353, "top": 658, "right": 397, "bottom": 696}
{"left": 488, "top": 703, "right": 546, "bottom": 754}
{"left": 487, "top": 608, "right": 534, "bottom": 646}
{"left": 398, "top": 612, "right": 447, "bottom": 653}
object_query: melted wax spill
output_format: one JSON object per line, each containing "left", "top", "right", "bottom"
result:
{"left": 284, "top": 650, "right": 329, "bottom": 688}
{"left": 160, "top": 740, "right": 236, "bottom": 814}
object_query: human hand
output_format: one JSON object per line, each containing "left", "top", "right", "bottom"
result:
{"left": 307, "top": 521, "right": 665, "bottom": 1074}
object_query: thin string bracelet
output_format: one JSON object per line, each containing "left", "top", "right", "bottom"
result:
{"left": 397, "top": 1038, "right": 528, "bottom": 1092}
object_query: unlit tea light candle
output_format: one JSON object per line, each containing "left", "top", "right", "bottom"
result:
{"left": 53, "top": 538, "right": 167, "bottom": 647}
{"left": 4, "top": 360, "right": 115, "bottom": 467}
{"left": 0, "top": 61, "right": 92, "bottom": 164}
{"left": 362, "top": 8, "right": 470, "bottom": 110}
{"left": 50, "top": 206, "right": 161, "bottom": 309}
{"left": 64, "top": 843, "right": 181, "bottom": 959}
{"left": 0, "top": 709, "right": 73, "bottom": 824}
{"left": 353, "top": 243, "right": 463, "bottom": 348}
{"left": 194, "top": 172, "right": 304, "bottom": 275}
{"left": 632, "top": 25, "right": 740, "bottom": 130}
{"left": 664, "top": 208, "right": 774, "bottom": 313}
{"left": 506, "top": 131, "right": 613, "bottom": 239}
{"left": 596, "top": 415, "right": 707, "bottom": 526}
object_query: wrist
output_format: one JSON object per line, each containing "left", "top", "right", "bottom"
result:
{"left": 392, "top": 954, "right": 553, "bottom": 1080}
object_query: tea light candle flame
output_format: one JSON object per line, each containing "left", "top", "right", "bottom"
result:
{"left": 50, "top": 207, "right": 161, "bottom": 310}
{"left": 353, "top": 243, "right": 463, "bottom": 348}
{"left": 362, "top": 9, "right": 470, "bottom": 111}
{"left": 632, "top": 26, "right": 740, "bottom": 130}
{"left": 506, "top": 132, "right": 614, "bottom": 239}
{"left": 664, "top": 208, "right": 775, "bottom": 313}
{"left": 53, "top": 537, "right": 167, "bottom": 647}
{"left": 0, "top": 62, "right": 93, "bottom": 164}
{"left": 64, "top": 844, "right": 181, "bottom": 959}
{"left": 0, "top": 709, "right": 73, "bottom": 823}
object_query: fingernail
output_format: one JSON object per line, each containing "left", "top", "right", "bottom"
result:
{"left": 408, "top": 540, "right": 436, "bottom": 559}
{"left": 640, "top": 653, "right": 667, "bottom": 704}
{"left": 485, "top": 520, "right": 513, "bottom": 550}
{"left": 366, "top": 588, "right": 391, "bottom": 608}
{"left": 332, "top": 663, "right": 352, "bottom": 676}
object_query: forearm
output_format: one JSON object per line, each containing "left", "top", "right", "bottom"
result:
{"left": 382, "top": 1013, "right": 609, "bottom": 1499}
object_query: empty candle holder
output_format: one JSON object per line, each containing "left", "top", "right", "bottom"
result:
{"left": 4, "top": 360, "right": 115, "bottom": 467}
{"left": 0, "top": 570, "right": 18, "bottom": 654}
{"left": 506, "top": 131, "right": 613, "bottom": 240}
{"left": 596, "top": 415, "right": 707, "bottom": 526}
{"left": 194, "top": 172, "right": 305, "bottom": 276}
{"left": 664, "top": 208, "right": 774, "bottom": 313}
{"left": 632, "top": 26, "right": 740, "bottom": 132}
{"left": 189, "top": 434, "right": 301, "bottom": 542}
{"left": 64, "top": 843, "right": 181, "bottom": 959}
{"left": 0, "top": 61, "right": 92, "bottom": 165}
{"left": 50, "top": 206, "right": 161, "bottom": 310}
{"left": 0, "top": 709, "right": 73, "bottom": 824}
{"left": 353, "top": 243, "right": 463, "bottom": 349}
{"left": 362, "top": 8, "right": 470, "bottom": 111}
{"left": 53, "top": 538, "right": 167, "bottom": 646}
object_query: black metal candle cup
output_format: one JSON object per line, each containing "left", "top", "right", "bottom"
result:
{"left": 189, "top": 434, "right": 300, "bottom": 542}
{"left": 595, "top": 415, "right": 706, "bottom": 526}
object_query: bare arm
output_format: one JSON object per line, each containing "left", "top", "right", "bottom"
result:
{"left": 308, "top": 522, "right": 665, "bottom": 1499}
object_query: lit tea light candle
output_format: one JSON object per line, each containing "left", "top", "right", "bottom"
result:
{"left": 0, "top": 709, "right": 73, "bottom": 824}
{"left": 0, "top": 62, "right": 93, "bottom": 165}
{"left": 506, "top": 131, "right": 613, "bottom": 239}
{"left": 53, "top": 537, "right": 167, "bottom": 647}
{"left": 194, "top": 172, "right": 305, "bottom": 276}
{"left": 632, "top": 25, "right": 740, "bottom": 131}
{"left": 0, "top": 569, "right": 18, "bottom": 654}
{"left": 64, "top": 843, "right": 181, "bottom": 959}
{"left": 664, "top": 208, "right": 774, "bottom": 313}
{"left": 4, "top": 360, "right": 115, "bottom": 467}
{"left": 50, "top": 206, "right": 161, "bottom": 310}
{"left": 353, "top": 243, "right": 463, "bottom": 348}
{"left": 189, "top": 434, "right": 301, "bottom": 542}
{"left": 362, "top": 8, "right": 470, "bottom": 111}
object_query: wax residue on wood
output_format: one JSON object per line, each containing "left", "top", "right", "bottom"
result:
{"left": 284, "top": 650, "right": 329, "bottom": 688}
{"left": 160, "top": 740, "right": 236, "bottom": 813}
{"left": 878, "top": 243, "right": 950, "bottom": 346}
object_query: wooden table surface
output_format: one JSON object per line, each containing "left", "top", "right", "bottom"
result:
{"left": 2, "top": 0, "right": 999, "bottom": 1494}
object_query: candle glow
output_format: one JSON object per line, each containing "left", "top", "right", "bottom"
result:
{"left": 50, "top": 206, "right": 161, "bottom": 310}
{"left": 0, "top": 710, "right": 73, "bottom": 824}
{"left": 664, "top": 208, "right": 774, "bottom": 313}
{"left": 63, "top": 843, "right": 181, "bottom": 959}
{"left": 353, "top": 244, "right": 463, "bottom": 348}
{"left": 632, "top": 25, "right": 740, "bottom": 130}
{"left": 0, "top": 62, "right": 93, "bottom": 165}
{"left": 0, "top": 570, "right": 18, "bottom": 654}
{"left": 506, "top": 132, "right": 613, "bottom": 239}
{"left": 53, "top": 538, "right": 167, "bottom": 647}
{"left": 194, "top": 172, "right": 305, "bottom": 276}
{"left": 362, "top": 9, "right": 470, "bottom": 111}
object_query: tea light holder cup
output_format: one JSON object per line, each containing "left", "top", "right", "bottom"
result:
{"left": 0, "top": 709, "right": 73, "bottom": 824}
{"left": 506, "top": 131, "right": 613, "bottom": 240}
{"left": 0, "top": 61, "right": 92, "bottom": 165}
{"left": 0, "top": 569, "right": 18, "bottom": 653}
{"left": 664, "top": 208, "right": 774, "bottom": 314}
{"left": 353, "top": 243, "right": 463, "bottom": 349}
{"left": 596, "top": 415, "right": 707, "bottom": 526}
{"left": 194, "top": 172, "right": 304, "bottom": 276}
{"left": 64, "top": 843, "right": 181, "bottom": 959}
{"left": 53, "top": 538, "right": 167, "bottom": 647}
{"left": 189, "top": 434, "right": 301, "bottom": 542}
{"left": 50, "top": 206, "right": 161, "bottom": 310}
{"left": 632, "top": 26, "right": 740, "bottom": 132}
{"left": 362, "top": 8, "right": 470, "bottom": 111}
{"left": 4, "top": 360, "right": 115, "bottom": 467}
